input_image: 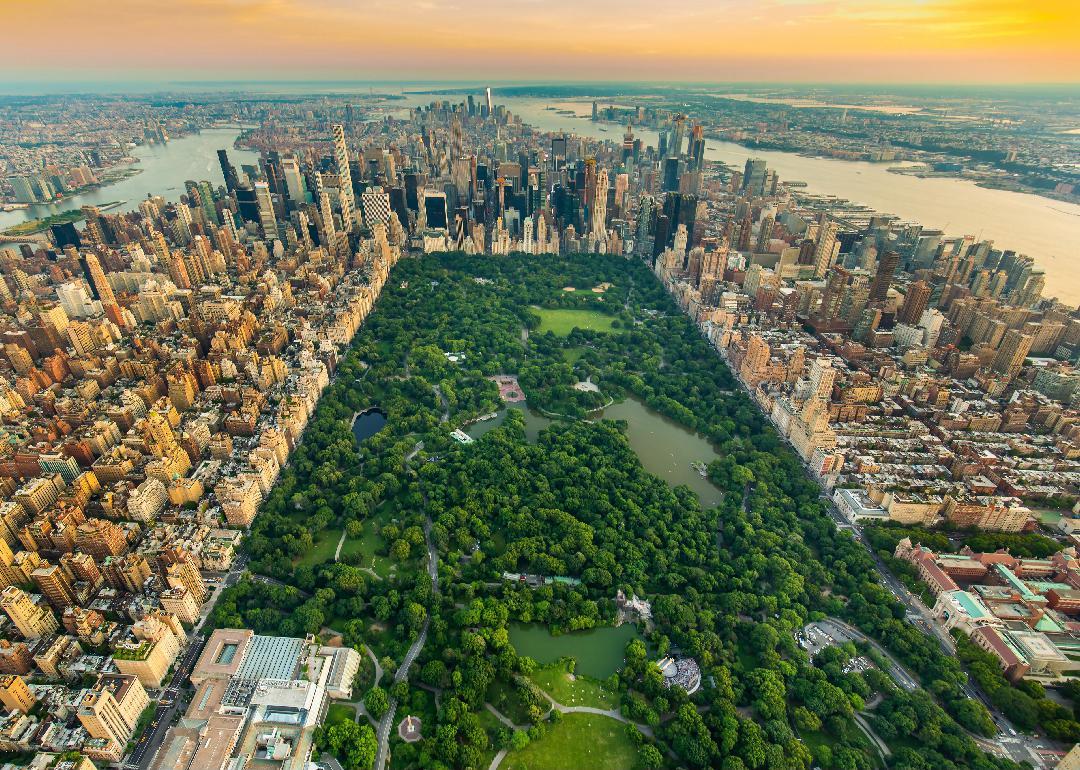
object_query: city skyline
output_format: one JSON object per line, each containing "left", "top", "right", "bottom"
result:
{"left": 3, "top": 0, "right": 1079, "bottom": 84}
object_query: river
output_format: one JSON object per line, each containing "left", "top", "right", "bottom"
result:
{"left": 0, "top": 127, "right": 260, "bottom": 232}
{"left": 480, "top": 95, "right": 1080, "bottom": 305}
{"left": 7, "top": 87, "right": 1076, "bottom": 303}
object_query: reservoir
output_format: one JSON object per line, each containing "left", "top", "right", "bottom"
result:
{"left": 597, "top": 396, "right": 724, "bottom": 507}
{"left": 508, "top": 623, "right": 641, "bottom": 679}
{"left": 351, "top": 407, "right": 388, "bottom": 444}
{"left": 0, "top": 127, "right": 259, "bottom": 232}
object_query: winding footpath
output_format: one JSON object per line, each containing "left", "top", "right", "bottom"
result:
{"left": 485, "top": 689, "right": 656, "bottom": 770}
{"left": 372, "top": 499, "right": 439, "bottom": 770}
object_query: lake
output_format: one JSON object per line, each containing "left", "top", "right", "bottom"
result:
{"left": 466, "top": 401, "right": 555, "bottom": 442}
{"left": 0, "top": 127, "right": 260, "bottom": 232}
{"left": 597, "top": 396, "right": 724, "bottom": 507}
{"left": 352, "top": 407, "right": 388, "bottom": 444}
{"left": 509, "top": 623, "right": 640, "bottom": 679}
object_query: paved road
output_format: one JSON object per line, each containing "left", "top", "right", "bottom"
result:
{"left": 717, "top": 309, "right": 1053, "bottom": 767}
{"left": 805, "top": 618, "right": 919, "bottom": 692}
{"left": 816, "top": 497, "right": 1051, "bottom": 766}
{"left": 124, "top": 635, "right": 205, "bottom": 770}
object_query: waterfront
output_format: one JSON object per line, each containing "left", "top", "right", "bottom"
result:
{"left": 0, "top": 127, "right": 259, "bottom": 232}
{"left": 508, "top": 623, "right": 641, "bottom": 679}
{"left": 453, "top": 93, "right": 1080, "bottom": 306}
{"left": 596, "top": 396, "right": 724, "bottom": 507}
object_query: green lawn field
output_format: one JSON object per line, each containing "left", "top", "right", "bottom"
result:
{"left": 534, "top": 307, "right": 615, "bottom": 336}
{"left": 502, "top": 712, "right": 644, "bottom": 770}
{"left": 530, "top": 662, "right": 617, "bottom": 710}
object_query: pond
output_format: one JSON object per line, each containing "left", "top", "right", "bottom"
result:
{"left": 465, "top": 401, "right": 555, "bottom": 443}
{"left": 351, "top": 407, "right": 388, "bottom": 444}
{"left": 597, "top": 396, "right": 724, "bottom": 507}
{"left": 509, "top": 623, "right": 641, "bottom": 679}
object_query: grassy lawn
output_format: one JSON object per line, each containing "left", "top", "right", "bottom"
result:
{"left": 502, "top": 713, "right": 644, "bottom": 770}
{"left": 534, "top": 307, "right": 615, "bottom": 336}
{"left": 339, "top": 527, "right": 391, "bottom": 578}
{"left": 531, "top": 662, "right": 617, "bottom": 710}
{"left": 293, "top": 526, "right": 343, "bottom": 569}
{"left": 326, "top": 703, "right": 356, "bottom": 726}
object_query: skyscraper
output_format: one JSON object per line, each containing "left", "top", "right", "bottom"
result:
{"left": 253, "top": 182, "right": 278, "bottom": 240}
{"left": 991, "top": 330, "right": 1033, "bottom": 379}
{"left": 899, "top": 280, "right": 931, "bottom": 325}
{"left": 742, "top": 158, "right": 767, "bottom": 196}
{"left": 590, "top": 168, "right": 608, "bottom": 236}
{"left": 869, "top": 250, "right": 899, "bottom": 303}
{"left": 217, "top": 149, "right": 239, "bottom": 193}
{"left": 688, "top": 124, "right": 705, "bottom": 171}
{"left": 78, "top": 252, "right": 116, "bottom": 306}
{"left": 281, "top": 156, "right": 306, "bottom": 204}
{"left": 813, "top": 221, "right": 839, "bottom": 278}
{"left": 332, "top": 124, "right": 355, "bottom": 228}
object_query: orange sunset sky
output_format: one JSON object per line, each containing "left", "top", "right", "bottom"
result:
{"left": 2, "top": 0, "right": 1078, "bottom": 83}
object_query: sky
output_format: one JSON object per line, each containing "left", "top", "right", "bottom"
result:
{"left": 2, "top": 0, "right": 1078, "bottom": 84}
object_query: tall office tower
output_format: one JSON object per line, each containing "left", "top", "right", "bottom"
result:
{"left": 869, "top": 249, "right": 899, "bottom": 303}
{"left": 813, "top": 221, "right": 839, "bottom": 278}
{"left": 663, "top": 193, "right": 697, "bottom": 248}
{"left": 635, "top": 195, "right": 655, "bottom": 257}
{"left": 991, "top": 330, "right": 1034, "bottom": 379}
{"left": 485, "top": 87, "right": 493, "bottom": 116}
{"left": 10, "top": 176, "right": 39, "bottom": 203}
{"left": 281, "top": 156, "right": 306, "bottom": 204}
{"left": 217, "top": 150, "right": 239, "bottom": 193}
{"left": 583, "top": 158, "right": 597, "bottom": 210}
{"left": 622, "top": 124, "right": 634, "bottom": 164}
{"left": 669, "top": 114, "right": 686, "bottom": 158}
{"left": 742, "top": 158, "right": 767, "bottom": 195}
{"left": 332, "top": 124, "right": 356, "bottom": 228}
{"left": 899, "top": 280, "right": 931, "bottom": 325}
{"left": 688, "top": 124, "right": 705, "bottom": 171}
{"left": 423, "top": 191, "right": 448, "bottom": 230}
{"left": 196, "top": 180, "right": 219, "bottom": 226}
{"left": 590, "top": 169, "right": 609, "bottom": 235}
{"left": 234, "top": 183, "right": 259, "bottom": 224}
{"left": 253, "top": 182, "right": 278, "bottom": 240}
{"left": 319, "top": 191, "right": 337, "bottom": 245}
{"left": 361, "top": 188, "right": 393, "bottom": 230}
{"left": 78, "top": 252, "right": 116, "bottom": 306}
{"left": 0, "top": 586, "right": 58, "bottom": 639}
{"left": 662, "top": 157, "right": 682, "bottom": 192}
